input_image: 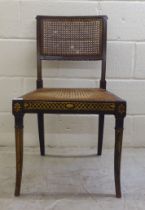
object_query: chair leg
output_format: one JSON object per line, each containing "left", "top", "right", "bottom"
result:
{"left": 97, "top": 114, "right": 104, "bottom": 155}
{"left": 37, "top": 113, "right": 45, "bottom": 156}
{"left": 114, "top": 116, "right": 124, "bottom": 198}
{"left": 15, "top": 115, "right": 24, "bottom": 196}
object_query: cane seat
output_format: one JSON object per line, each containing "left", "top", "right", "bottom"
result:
{"left": 22, "top": 88, "right": 122, "bottom": 102}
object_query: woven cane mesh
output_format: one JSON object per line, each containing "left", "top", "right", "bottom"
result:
{"left": 39, "top": 17, "right": 103, "bottom": 59}
{"left": 22, "top": 88, "right": 121, "bottom": 102}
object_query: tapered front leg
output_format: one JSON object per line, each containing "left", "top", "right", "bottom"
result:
{"left": 14, "top": 114, "right": 24, "bottom": 196}
{"left": 114, "top": 116, "right": 124, "bottom": 198}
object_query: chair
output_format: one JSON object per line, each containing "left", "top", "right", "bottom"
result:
{"left": 12, "top": 15, "right": 126, "bottom": 198}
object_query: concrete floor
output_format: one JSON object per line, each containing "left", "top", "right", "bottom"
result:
{"left": 0, "top": 147, "right": 145, "bottom": 210}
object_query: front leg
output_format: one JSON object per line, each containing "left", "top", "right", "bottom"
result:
{"left": 114, "top": 116, "right": 124, "bottom": 198}
{"left": 14, "top": 114, "right": 24, "bottom": 196}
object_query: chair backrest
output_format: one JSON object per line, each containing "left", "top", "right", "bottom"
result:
{"left": 36, "top": 15, "right": 108, "bottom": 89}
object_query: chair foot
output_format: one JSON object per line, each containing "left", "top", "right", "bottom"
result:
{"left": 97, "top": 151, "right": 102, "bottom": 156}
{"left": 116, "top": 191, "right": 121, "bottom": 198}
{"left": 15, "top": 189, "right": 20, "bottom": 197}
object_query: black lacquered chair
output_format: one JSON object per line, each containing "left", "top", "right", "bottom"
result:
{"left": 12, "top": 15, "right": 126, "bottom": 197}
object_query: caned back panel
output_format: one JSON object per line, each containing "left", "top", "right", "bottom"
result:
{"left": 37, "top": 16, "right": 107, "bottom": 60}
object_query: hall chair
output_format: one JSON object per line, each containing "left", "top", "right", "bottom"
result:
{"left": 12, "top": 15, "right": 126, "bottom": 198}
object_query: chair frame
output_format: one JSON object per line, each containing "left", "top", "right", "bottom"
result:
{"left": 12, "top": 15, "right": 126, "bottom": 198}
